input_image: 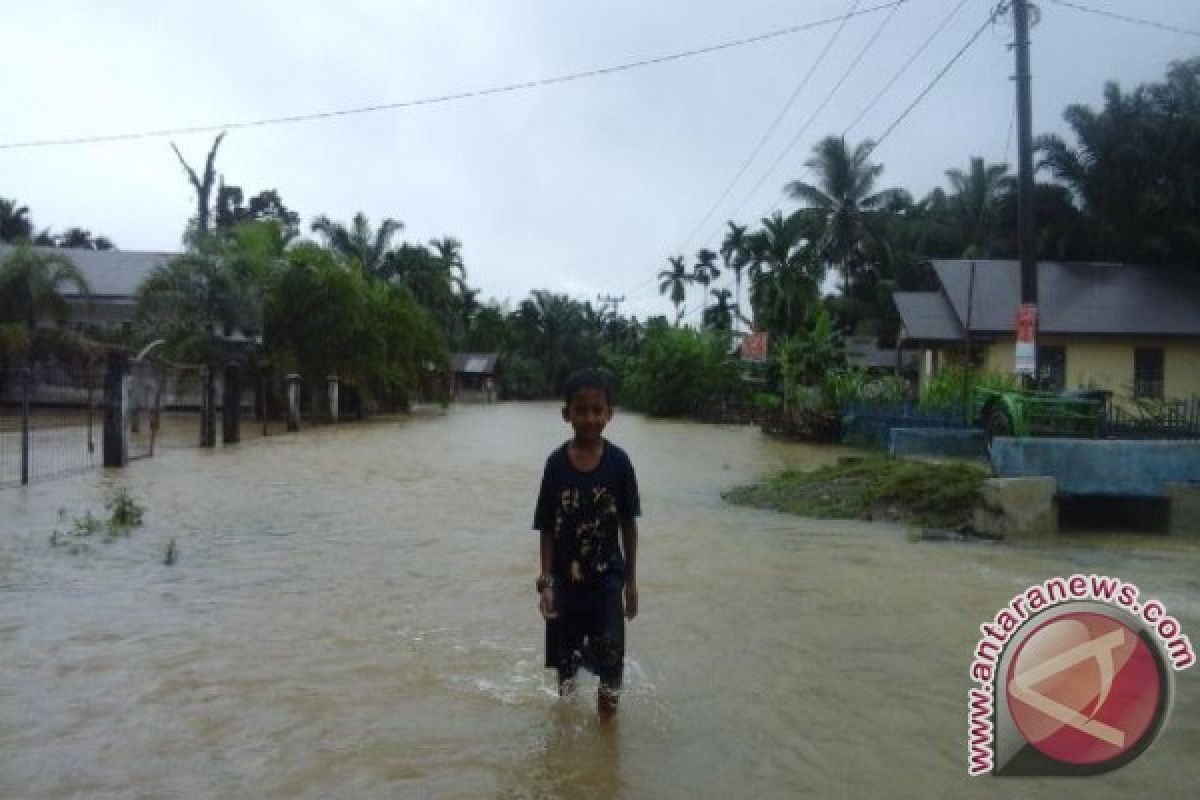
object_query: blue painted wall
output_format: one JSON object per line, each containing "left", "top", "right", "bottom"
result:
{"left": 990, "top": 438, "right": 1200, "bottom": 496}
{"left": 889, "top": 428, "right": 988, "bottom": 459}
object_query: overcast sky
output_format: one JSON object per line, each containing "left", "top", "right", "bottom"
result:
{"left": 4, "top": 0, "right": 1198, "bottom": 320}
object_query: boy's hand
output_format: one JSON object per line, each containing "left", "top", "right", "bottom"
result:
{"left": 624, "top": 582, "right": 638, "bottom": 620}
{"left": 538, "top": 588, "right": 558, "bottom": 620}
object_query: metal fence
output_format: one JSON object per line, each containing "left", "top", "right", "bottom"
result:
{"left": 839, "top": 402, "right": 969, "bottom": 449}
{"left": 3, "top": 358, "right": 356, "bottom": 489}
{"left": 1, "top": 362, "right": 105, "bottom": 487}
{"left": 132, "top": 361, "right": 292, "bottom": 451}
{"left": 1102, "top": 396, "right": 1200, "bottom": 440}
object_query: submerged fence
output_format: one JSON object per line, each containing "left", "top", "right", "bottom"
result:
{"left": 3, "top": 357, "right": 347, "bottom": 488}
{"left": 0, "top": 363, "right": 104, "bottom": 487}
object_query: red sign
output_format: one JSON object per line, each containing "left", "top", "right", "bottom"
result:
{"left": 1017, "top": 303, "right": 1038, "bottom": 344}
{"left": 740, "top": 331, "right": 768, "bottom": 361}
{"left": 1015, "top": 303, "right": 1038, "bottom": 375}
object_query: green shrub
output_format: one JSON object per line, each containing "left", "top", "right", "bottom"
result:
{"left": 919, "top": 366, "right": 1017, "bottom": 411}
{"left": 619, "top": 323, "right": 742, "bottom": 417}
{"left": 106, "top": 487, "right": 145, "bottom": 529}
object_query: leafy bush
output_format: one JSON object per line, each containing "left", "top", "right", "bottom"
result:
{"left": 107, "top": 487, "right": 145, "bottom": 528}
{"left": 820, "top": 368, "right": 911, "bottom": 410}
{"left": 619, "top": 323, "right": 743, "bottom": 417}
{"left": 919, "top": 366, "right": 1017, "bottom": 411}
{"left": 753, "top": 392, "right": 782, "bottom": 411}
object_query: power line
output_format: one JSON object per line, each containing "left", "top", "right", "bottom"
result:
{"left": 872, "top": 7, "right": 999, "bottom": 150}
{"left": 725, "top": 0, "right": 909, "bottom": 223}
{"left": 721, "top": 2, "right": 1000, "bottom": 295}
{"left": 1044, "top": 0, "right": 1200, "bottom": 38}
{"left": 0, "top": 1, "right": 906, "bottom": 151}
{"left": 842, "top": 0, "right": 972, "bottom": 135}
{"left": 613, "top": 2, "right": 905, "bottom": 307}
{"left": 670, "top": 0, "right": 869, "bottom": 260}
{"left": 638, "top": 0, "right": 907, "bottom": 317}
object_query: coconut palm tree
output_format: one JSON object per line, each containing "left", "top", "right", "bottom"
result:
{"left": 310, "top": 212, "right": 404, "bottom": 278}
{"left": 720, "top": 221, "right": 750, "bottom": 327}
{"left": 746, "top": 211, "right": 821, "bottom": 337}
{"left": 703, "top": 288, "right": 735, "bottom": 331}
{"left": 658, "top": 255, "right": 689, "bottom": 325}
{"left": 58, "top": 227, "right": 97, "bottom": 249}
{"left": 429, "top": 236, "right": 466, "bottom": 288}
{"left": 691, "top": 248, "right": 720, "bottom": 315}
{"left": 0, "top": 198, "right": 33, "bottom": 243}
{"left": 135, "top": 253, "right": 247, "bottom": 359}
{"left": 785, "top": 135, "right": 909, "bottom": 290}
{"left": 0, "top": 244, "right": 90, "bottom": 332}
{"left": 944, "top": 157, "right": 1012, "bottom": 258}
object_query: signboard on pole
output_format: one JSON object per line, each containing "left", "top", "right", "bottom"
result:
{"left": 740, "top": 331, "right": 769, "bottom": 362}
{"left": 1015, "top": 303, "right": 1037, "bottom": 376}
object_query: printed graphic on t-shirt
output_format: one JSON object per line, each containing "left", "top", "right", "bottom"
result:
{"left": 555, "top": 485, "right": 619, "bottom": 583}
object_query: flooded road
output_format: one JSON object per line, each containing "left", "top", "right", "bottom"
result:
{"left": 1, "top": 403, "right": 1197, "bottom": 798}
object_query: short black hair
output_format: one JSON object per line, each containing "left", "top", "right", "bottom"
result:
{"left": 562, "top": 368, "right": 616, "bottom": 406}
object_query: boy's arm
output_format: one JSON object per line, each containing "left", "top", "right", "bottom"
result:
{"left": 620, "top": 517, "right": 638, "bottom": 620}
{"left": 538, "top": 528, "right": 557, "bottom": 619}
{"left": 539, "top": 528, "right": 555, "bottom": 580}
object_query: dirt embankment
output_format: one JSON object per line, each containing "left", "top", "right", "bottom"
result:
{"left": 723, "top": 456, "right": 989, "bottom": 528}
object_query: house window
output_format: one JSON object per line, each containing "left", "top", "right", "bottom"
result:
{"left": 1134, "top": 348, "right": 1164, "bottom": 400}
{"left": 1037, "top": 345, "right": 1066, "bottom": 391}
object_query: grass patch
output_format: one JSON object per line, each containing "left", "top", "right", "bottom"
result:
{"left": 723, "top": 456, "right": 988, "bottom": 528}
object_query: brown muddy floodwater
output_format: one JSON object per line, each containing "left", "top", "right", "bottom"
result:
{"left": 1, "top": 403, "right": 1198, "bottom": 798}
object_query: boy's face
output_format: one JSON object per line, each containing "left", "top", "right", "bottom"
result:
{"left": 562, "top": 386, "right": 612, "bottom": 443}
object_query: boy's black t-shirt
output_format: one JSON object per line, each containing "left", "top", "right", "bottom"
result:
{"left": 533, "top": 439, "right": 640, "bottom": 589}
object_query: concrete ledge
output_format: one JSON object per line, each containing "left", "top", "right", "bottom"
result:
{"left": 990, "top": 438, "right": 1200, "bottom": 496}
{"left": 889, "top": 427, "right": 987, "bottom": 459}
{"left": 973, "top": 477, "right": 1058, "bottom": 540}
{"left": 1167, "top": 482, "right": 1200, "bottom": 538}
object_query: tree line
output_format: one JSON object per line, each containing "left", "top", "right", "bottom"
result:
{"left": 3, "top": 58, "right": 1197, "bottom": 415}
{"left": 657, "top": 57, "right": 1200, "bottom": 352}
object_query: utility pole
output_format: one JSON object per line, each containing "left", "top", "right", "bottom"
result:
{"left": 1012, "top": 0, "right": 1038, "bottom": 381}
{"left": 596, "top": 294, "right": 625, "bottom": 317}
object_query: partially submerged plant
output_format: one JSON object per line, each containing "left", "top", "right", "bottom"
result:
{"left": 49, "top": 489, "right": 147, "bottom": 552}
{"left": 106, "top": 488, "right": 145, "bottom": 529}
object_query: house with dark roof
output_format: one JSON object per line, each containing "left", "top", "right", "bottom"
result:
{"left": 0, "top": 244, "right": 176, "bottom": 331}
{"left": 893, "top": 260, "right": 1200, "bottom": 406}
{"left": 451, "top": 352, "right": 500, "bottom": 402}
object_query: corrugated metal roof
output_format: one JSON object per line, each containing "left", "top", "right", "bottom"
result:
{"left": 932, "top": 260, "right": 1200, "bottom": 336}
{"left": 893, "top": 291, "right": 964, "bottom": 342}
{"left": 451, "top": 352, "right": 499, "bottom": 374}
{"left": 0, "top": 244, "right": 176, "bottom": 298}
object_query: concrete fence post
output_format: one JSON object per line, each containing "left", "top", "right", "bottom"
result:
{"left": 286, "top": 373, "right": 301, "bottom": 432}
{"left": 327, "top": 374, "right": 339, "bottom": 423}
{"left": 103, "top": 351, "right": 129, "bottom": 468}
{"left": 200, "top": 365, "right": 217, "bottom": 447}
{"left": 20, "top": 366, "right": 31, "bottom": 484}
{"left": 223, "top": 362, "right": 241, "bottom": 445}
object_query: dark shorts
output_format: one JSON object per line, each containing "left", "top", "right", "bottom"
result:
{"left": 545, "top": 578, "right": 625, "bottom": 687}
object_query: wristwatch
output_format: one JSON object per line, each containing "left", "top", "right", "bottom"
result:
{"left": 536, "top": 575, "right": 554, "bottom": 593}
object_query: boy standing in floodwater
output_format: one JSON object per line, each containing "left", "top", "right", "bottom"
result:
{"left": 534, "top": 368, "right": 640, "bottom": 718}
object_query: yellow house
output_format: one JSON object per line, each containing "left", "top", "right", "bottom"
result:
{"left": 893, "top": 260, "right": 1200, "bottom": 409}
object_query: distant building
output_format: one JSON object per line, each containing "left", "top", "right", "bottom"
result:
{"left": 451, "top": 353, "right": 500, "bottom": 402}
{"left": 844, "top": 335, "right": 918, "bottom": 373}
{"left": 893, "top": 260, "right": 1200, "bottom": 406}
{"left": 0, "top": 244, "right": 175, "bottom": 332}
